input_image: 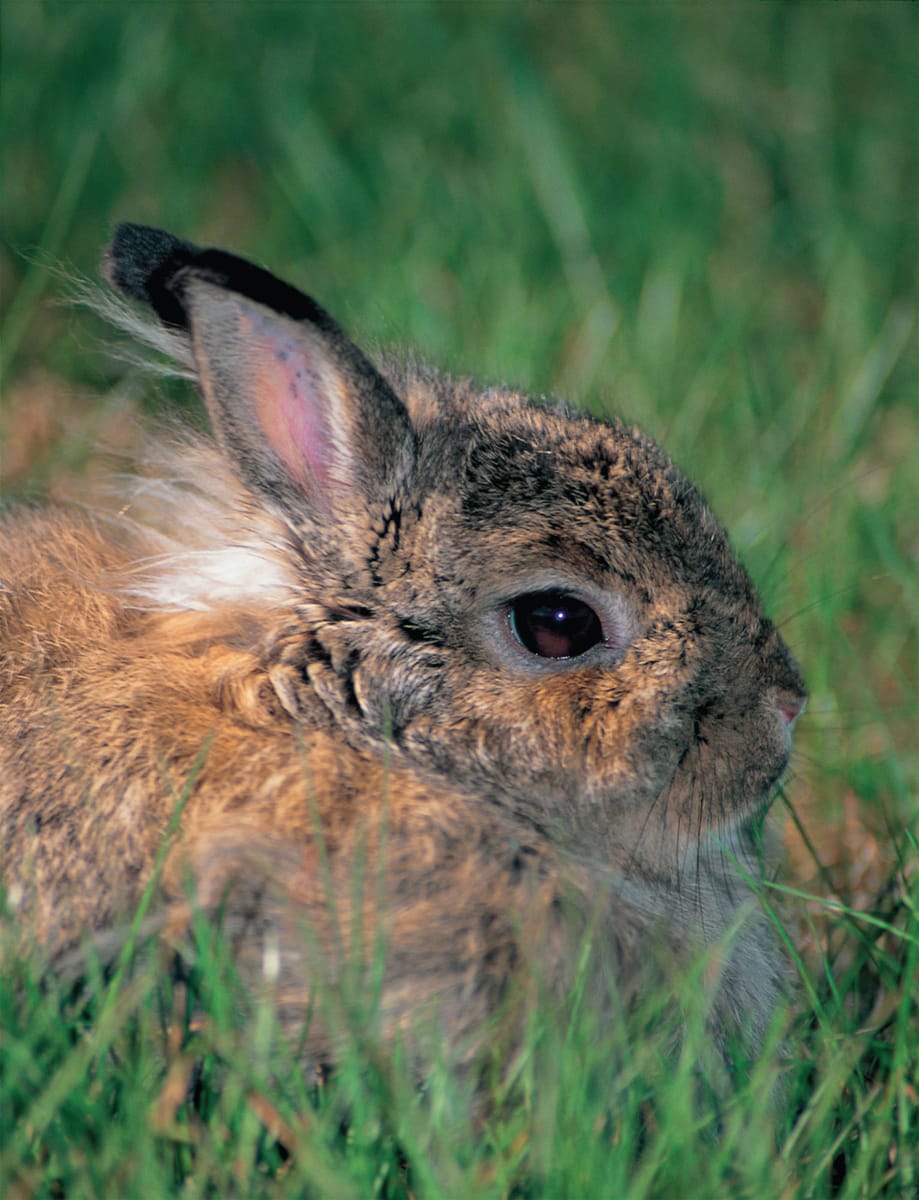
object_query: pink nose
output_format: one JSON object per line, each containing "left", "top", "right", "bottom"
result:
{"left": 776, "top": 695, "right": 806, "bottom": 726}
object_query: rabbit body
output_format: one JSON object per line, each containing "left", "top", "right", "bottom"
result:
{"left": 1, "top": 225, "right": 805, "bottom": 1072}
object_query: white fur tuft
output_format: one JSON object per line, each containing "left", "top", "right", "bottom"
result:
{"left": 74, "top": 277, "right": 301, "bottom": 612}
{"left": 102, "top": 443, "right": 300, "bottom": 613}
{"left": 73, "top": 277, "right": 197, "bottom": 381}
{"left": 120, "top": 544, "right": 297, "bottom": 612}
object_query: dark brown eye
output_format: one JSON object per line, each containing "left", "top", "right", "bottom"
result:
{"left": 508, "top": 592, "right": 604, "bottom": 659}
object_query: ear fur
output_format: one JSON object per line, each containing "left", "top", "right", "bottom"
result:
{"left": 104, "top": 223, "right": 416, "bottom": 523}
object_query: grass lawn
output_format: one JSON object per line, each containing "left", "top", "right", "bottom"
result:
{"left": 1, "top": 4, "right": 916, "bottom": 1197}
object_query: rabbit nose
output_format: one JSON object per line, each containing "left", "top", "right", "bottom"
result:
{"left": 774, "top": 692, "right": 806, "bottom": 727}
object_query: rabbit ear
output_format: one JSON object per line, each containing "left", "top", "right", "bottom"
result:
{"left": 105, "top": 223, "right": 415, "bottom": 520}
{"left": 181, "top": 278, "right": 415, "bottom": 518}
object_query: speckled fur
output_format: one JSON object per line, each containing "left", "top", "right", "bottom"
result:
{"left": 1, "top": 226, "right": 805, "bottom": 1081}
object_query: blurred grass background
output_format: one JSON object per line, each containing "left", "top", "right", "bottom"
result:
{"left": 1, "top": 2, "right": 917, "bottom": 1197}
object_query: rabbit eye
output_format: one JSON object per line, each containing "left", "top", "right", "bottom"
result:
{"left": 508, "top": 592, "right": 604, "bottom": 659}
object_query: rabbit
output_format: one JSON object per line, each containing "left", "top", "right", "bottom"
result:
{"left": 0, "top": 223, "right": 806, "bottom": 1084}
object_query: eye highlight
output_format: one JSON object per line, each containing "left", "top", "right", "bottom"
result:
{"left": 508, "top": 591, "right": 604, "bottom": 659}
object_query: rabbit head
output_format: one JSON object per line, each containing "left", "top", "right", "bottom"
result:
{"left": 100, "top": 224, "right": 804, "bottom": 881}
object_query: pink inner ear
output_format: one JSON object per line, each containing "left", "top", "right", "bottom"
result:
{"left": 240, "top": 306, "right": 340, "bottom": 498}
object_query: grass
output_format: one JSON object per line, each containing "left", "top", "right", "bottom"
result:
{"left": 1, "top": 3, "right": 917, "bottom": 1197}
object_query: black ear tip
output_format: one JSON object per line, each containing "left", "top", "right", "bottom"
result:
{"left": 103, "top": 222, "right": 199, "bottom": 305}
{"left": 101, "top": 223, "right": 343, "bottom": 338}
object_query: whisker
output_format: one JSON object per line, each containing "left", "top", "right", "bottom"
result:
{"left": 776, "top": 581, "right": 879, "bottom": 630}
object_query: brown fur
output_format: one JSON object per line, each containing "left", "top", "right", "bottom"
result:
{"left": 1, "top": 226, "right": 806, "bottom": 1082}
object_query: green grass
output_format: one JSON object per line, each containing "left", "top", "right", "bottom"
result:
{"left": 1, "top": 3, "right": 916, "bottom": 1196}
